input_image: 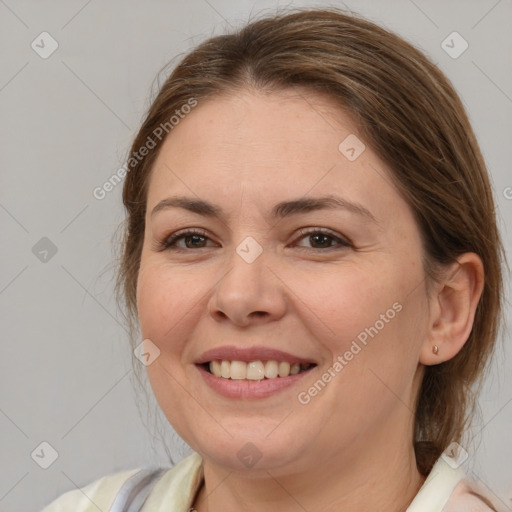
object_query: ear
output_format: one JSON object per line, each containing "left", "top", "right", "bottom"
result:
{"left": 420, "top": 253, "right": 484, "bottom": 366}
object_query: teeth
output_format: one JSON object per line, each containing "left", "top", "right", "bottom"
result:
{"left": 230, "top": 361, "right": 247, "bottom": 380}
{"left": 278, "top": 361, "right": 290, "bottom": 377}
{"left": 207, "top": 360, "right": 312, "bottom": 380}
{"left": 210, "top": 360, "right": 222, "bottom": 377}
{"left": 220, "top": 360, "right": 230, "bottom": 379}
{"left": 264, "top": 360, "right": 278, "bottom": 379}
{"left": 247, "top": 361, "right": 265, "bottom": 381}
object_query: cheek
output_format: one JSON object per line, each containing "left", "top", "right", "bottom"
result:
{"left": 294, "top": 266, "right": 424, "bottom": 422}
{"left": 291, "top": 257, "right": 425, "bottom": 393}
{"left": 286, "top": 262, "right": 399, "bottom": 351}
{"left": 136, "top": 262, "right": 204, "bottom": 441}
{"left": 136, "top": 261, "right": 199, "bottom": 353}
{"left": 137, "top": 267, "right": 174, "bottom": 340}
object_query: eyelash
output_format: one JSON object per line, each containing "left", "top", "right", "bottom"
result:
{"left": 156, "top": 227, "right": 352, "bottom": 252}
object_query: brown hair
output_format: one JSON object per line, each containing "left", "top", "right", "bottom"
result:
{"left": 114, "top": 7, "right": 506, "bottom": 475}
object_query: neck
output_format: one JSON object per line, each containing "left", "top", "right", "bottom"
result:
{"left": 192, "top": 423, "right": 426, "bottom": 512}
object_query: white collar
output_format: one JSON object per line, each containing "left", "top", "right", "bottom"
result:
{"left": 407, "top": 456, "right": 466, "bottom": 512}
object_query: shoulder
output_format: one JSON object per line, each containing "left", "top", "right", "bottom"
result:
{"left": 41, "top": 453, "right": 203, "bottom": 512}
{"left": 41, "top": 467, "right": 142, "bottom": 512}
{"left": 408, "top": 455, "right": 502, "bottom": 512}
{"left": 443, "top": 479, "right": 501, "bottom": 512}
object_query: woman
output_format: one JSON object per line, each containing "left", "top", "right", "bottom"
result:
{"left": 42, "top": 7, "right": 506, "bottom": 512}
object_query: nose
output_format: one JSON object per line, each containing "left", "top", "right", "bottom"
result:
{"left": 208, "top": 242, "right": 287, "bottom": 327}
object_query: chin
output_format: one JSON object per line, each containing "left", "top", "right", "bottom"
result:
{"left": 181, "top": 423, "right": 314, "bottom": 474}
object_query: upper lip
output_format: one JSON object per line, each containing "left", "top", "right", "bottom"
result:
{"left": 195, "top": 346, "right": 317, "bottom": 365}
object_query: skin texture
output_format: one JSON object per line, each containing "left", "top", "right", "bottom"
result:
{"left": 136, "top": 88, "right": 484, "bottom": 512}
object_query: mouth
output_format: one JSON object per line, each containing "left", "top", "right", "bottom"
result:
{"left": 194, "top": 345, "right": 318, "bottom": 380}
{"left": 194, "top": 346, "right": 318, "bottom": 399}
{"left": 201, "top": 360, "right": 316, "bottom": 380}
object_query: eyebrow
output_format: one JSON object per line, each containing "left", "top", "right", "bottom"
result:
{"left": 150, "top": 194, "right": 377, "bottom": 223}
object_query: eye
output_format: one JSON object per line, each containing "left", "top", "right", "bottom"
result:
{"left": 156, "top": 228, "right": 215, "bottom": 251}
{"left": 155, "top": 227, "right": 352, "bottom": 252}
{"left": 292, "top": 227, "right": 352, "bottom": 250}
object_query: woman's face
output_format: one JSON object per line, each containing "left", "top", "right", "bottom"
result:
{"left": 137, "top": 88, "right": 431, "bottom": 475}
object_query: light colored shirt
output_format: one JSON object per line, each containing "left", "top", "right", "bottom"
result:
{"left": 41, "top": 451, "right": 500, "bottom": 511}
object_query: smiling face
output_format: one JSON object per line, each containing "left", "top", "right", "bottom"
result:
{"left": 136, "top": 87, "right": 431, "bottom": 477}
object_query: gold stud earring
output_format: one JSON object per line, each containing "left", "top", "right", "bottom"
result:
{"left": 433, "top": 345, "right": 439, "bottom": 355}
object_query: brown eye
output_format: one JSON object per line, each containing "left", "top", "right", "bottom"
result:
{"left": 159, "top": 229, "right": 214, "bottom": 251}
{"left": 294, "top": 228, "right": 352, "bottom": 250}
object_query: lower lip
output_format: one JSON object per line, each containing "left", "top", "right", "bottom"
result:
{"left": 196, "top": 364, "right": 315, "bottom": 399}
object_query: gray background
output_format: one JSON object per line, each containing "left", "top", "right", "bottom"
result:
{"left": 0, "top": 1, "right": 511, "bottom": 511}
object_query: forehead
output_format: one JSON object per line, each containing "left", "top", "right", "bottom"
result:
{"left": 145, "top": 88, "right": 404, "bottom": 225}
{"left": 165, "top": 88, "right": 358, "bottom": 162}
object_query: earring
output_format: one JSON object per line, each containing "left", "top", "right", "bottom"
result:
{"left": 432, "top": 345, "right": 439, "bottom": 355}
